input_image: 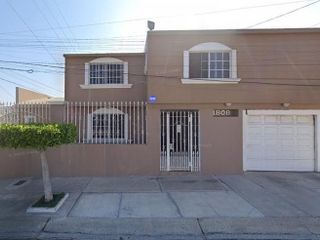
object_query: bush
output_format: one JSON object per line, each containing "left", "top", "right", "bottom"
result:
{"left": 0, "top": 123, "right": 77, "bottom": 151}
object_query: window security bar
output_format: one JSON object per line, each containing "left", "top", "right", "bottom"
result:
{"left": 0, "top": 101, "right": 147, "bottom": 145}
{"left": 65, "top": 101, "right": 147, "bottom": 144}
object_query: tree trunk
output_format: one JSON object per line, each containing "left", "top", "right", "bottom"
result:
{"left": 40, "top": 150, "right": 53, "bottom": 202}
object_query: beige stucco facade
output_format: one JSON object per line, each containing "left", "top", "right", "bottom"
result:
{"left": 16, "top": 87, "right": 51, "bottom": 103}
{"left": 1, "top": 28, "right": 320, "bottom": 178}
{"left": 64, "top": 53, "right": 146, "bottom": 102}
{"left": 146, "top": 29, "right": 320, "bottom": 105}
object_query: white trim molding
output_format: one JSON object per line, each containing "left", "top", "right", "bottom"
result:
{"left": 189, "top": 42, "right": 231, "bottom": 52}
{"left": 181, "top": 78, "right": 240, "bottom": 84}
{"left": 80, "top": 84, "right": 132, "bottom": 89}
{"left": 231, "top": 49, "right": 237, "bottom": 79}
{"left": 183, "top": 51, "right": 189, "bottom": 79}
{"left": 123, "top": 62, "right": 129, "bottom": 84}
{"left": 84, "top": 63, "right": 89, "bottom": 85}
{"left": 90, "top": 57, "right": 123, "bottom": 63}
{"left": 243, "top": 109, "right": 320, "bottom": 172}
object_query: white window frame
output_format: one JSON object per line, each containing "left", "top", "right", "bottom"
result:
{"left": 182, "top": 42, "right": 240, "bottom": 84}
{"left": 80, "top": 57, "right": 132, "bottom": 89}
{"left": 87, "top": 108, "right": 128, "bottom": 143}
{"left": 243, "top": 110, "right": 320, "bottom": 172}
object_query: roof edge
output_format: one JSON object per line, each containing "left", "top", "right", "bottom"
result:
{"left": 64, "top": 52, "right": 145, "bottom": 58}
{"left": 147, "top": 28, "right": 320, "bottom": 35}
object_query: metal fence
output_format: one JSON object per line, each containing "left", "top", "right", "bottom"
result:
{"left": 65, "top": 101, "right": 147, "bottom": 144}
{"left": 0, "top": 101, "right": 147, "bottom": 145}
{"left": 0, "top": 102, "right": 51, "bottom": 124}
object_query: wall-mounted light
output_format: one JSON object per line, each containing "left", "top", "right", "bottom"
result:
{"left": 225, "top": 103, "right": 232, "bottom": 107}
{"left": 282, "top": 103, "right": 290, "bottom": 108}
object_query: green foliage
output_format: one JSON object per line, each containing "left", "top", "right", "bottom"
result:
{"left": 0, "top": 123, "right": 77, "bottom": 151}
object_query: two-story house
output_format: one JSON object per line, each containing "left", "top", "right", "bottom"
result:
{"left": 1, "top": 28, "right": 320, "bottom": 178}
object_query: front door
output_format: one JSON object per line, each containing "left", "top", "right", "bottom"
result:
{"left": 160, "top": 110, "right": 200, "bottom": 171}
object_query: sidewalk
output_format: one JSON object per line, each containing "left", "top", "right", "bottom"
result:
{"left": 0, "top": 173, "right": 320, "bottom": 239}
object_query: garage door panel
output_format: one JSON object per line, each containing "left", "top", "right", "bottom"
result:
{"left": 248, "top": 125, "right": 263, "bottom": 136}
{"left": 297, "top": 126, "right": 314, "bottom": 135}
{"left": 296, "top": 150, "right": 314, "bottom": 159}
{"left": 264, "top": 152, "right": 282, "bottom": 159}
{"left": 279, "top": 152, "right": 295, "bottom": 159}
{"left": 296, "top": 115, "right": 313, "bottom": 124}
{"left": 246, "top": 160, "right": 314, "bottom": 171}
{"left": 264, "top": 139, "right": 279, "bottom": 144}
{"left": 280, "top": 139, "right": 295, "bottom": 145}
{"left": 280, "top": 115, "right": 295, "bottom": 124}
{"left": 264, "top": 115, "right": 279, "bottom": 124}
{"left": 279, "top": 126, "right": 295, "bottom": 135}
{"left": 247, "top": 115, "right": 263, "bottom": 124}
{"left": 247, "top": 151, "right": 262, "bottom": 159}
{"left": 297, "top": 138, "right": 313, "bottom": 146}
{"left": 264, "top": 127, "right": 278, "bottom": 135}
{"left": 245, "top": 114, "right": 314, "bottom": 172}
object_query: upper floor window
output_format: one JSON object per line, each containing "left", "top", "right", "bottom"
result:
{"left": 183, "top": 42, "right": 240, "bottom": 84}
{"left": 82, "top": 57, "right": 132, "bottom": 89}
{"left": 90, "top": 63, "right": 124, "bottom": 84}
{"left": 190, "top": 52, "right": 230, "bottom": 79}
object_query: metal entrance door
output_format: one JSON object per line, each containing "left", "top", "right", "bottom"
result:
{"left": 160, "top": 110, "right": 200, "bottom": 171}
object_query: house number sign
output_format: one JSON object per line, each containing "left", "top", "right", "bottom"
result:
{"left": 213, "top": 109, "right": 239, "bottom": 117}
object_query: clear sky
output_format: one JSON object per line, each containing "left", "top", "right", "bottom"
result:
{"left": 0, "top": 0, "right": 319, "bottom": 102}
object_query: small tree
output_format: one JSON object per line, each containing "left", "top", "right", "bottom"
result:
{"left": 0, "top": 123, "right": 76, "bottom": 202}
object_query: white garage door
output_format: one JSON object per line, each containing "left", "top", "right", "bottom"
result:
{"left": 245, "top": 114, "right": 315, "bottom": 171}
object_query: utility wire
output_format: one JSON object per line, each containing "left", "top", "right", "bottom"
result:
{"left": 0, "top": 76, "right": 34, "bottom": 90}
{"left": 1, "top": 64, "right": 320, "bottom": 87}
{"left": 32, "top": 0, "right": 72, "bottom": 52}
{"left": 3, "top": 63, "right": 319, "bottom": 87}
{"left": 0, "top": 0, "right": 314, "bottom": 35}
{"left": 1, "top": 70, "right": 63, "bottom": 94}
{"left": 41, "top": 0, "right": 78, "bottom": 52}
{"left": 2, "top": 56, "right": 320, "bottom": 87}
{"left": 52, "top": 0, "right": 81, "bottom": 50}
{"left": 0, "top": 66, "right": 33, "bottom": 73}
{"left": 0, "top": 84, "right": 14, "bottom": 98}
{"left": 3, "top": 59, "right": 320, "bottom": 69}
{"left": 247, "top": 0, "right": 320, "bottom": 28}
{"left": 6, "top": 0, "right": 59, "bottom": 63}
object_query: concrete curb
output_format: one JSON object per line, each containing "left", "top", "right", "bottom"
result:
{"left": 0, "top": 217, "right": 320, "bottom": 239}
{"left": 26, "top": 193, "right": 69, "bottom": 213}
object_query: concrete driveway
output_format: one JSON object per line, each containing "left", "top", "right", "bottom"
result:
{"left": 0, "top": 172, "right": 320, "bottom": 239}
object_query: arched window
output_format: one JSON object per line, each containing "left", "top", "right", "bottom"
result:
{"left": 81, "top": 57, "right": 131, "bottom": 88}
{"left": 182, "top": 42, "right": 240, "bottom": 84}
{"left": 88, "top": 107, "right": 128, "bottom": 143}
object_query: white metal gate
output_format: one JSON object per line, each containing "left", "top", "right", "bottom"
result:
{"left": 160, "top": 110, "right": 200, "bottom": 172}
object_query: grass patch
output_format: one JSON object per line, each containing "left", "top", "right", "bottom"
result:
{"left": 32, "top": 193, "right": 65, "bottom": 208}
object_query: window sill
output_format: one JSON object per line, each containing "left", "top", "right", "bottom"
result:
{"left": 80, "top": 84, "right": 133, "bottom": 89}
{"left": 181, "top": 78, "right": 241, "bottom": 84}
{"left": 86, "top": 138, "right": 130, "bottom": 144}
